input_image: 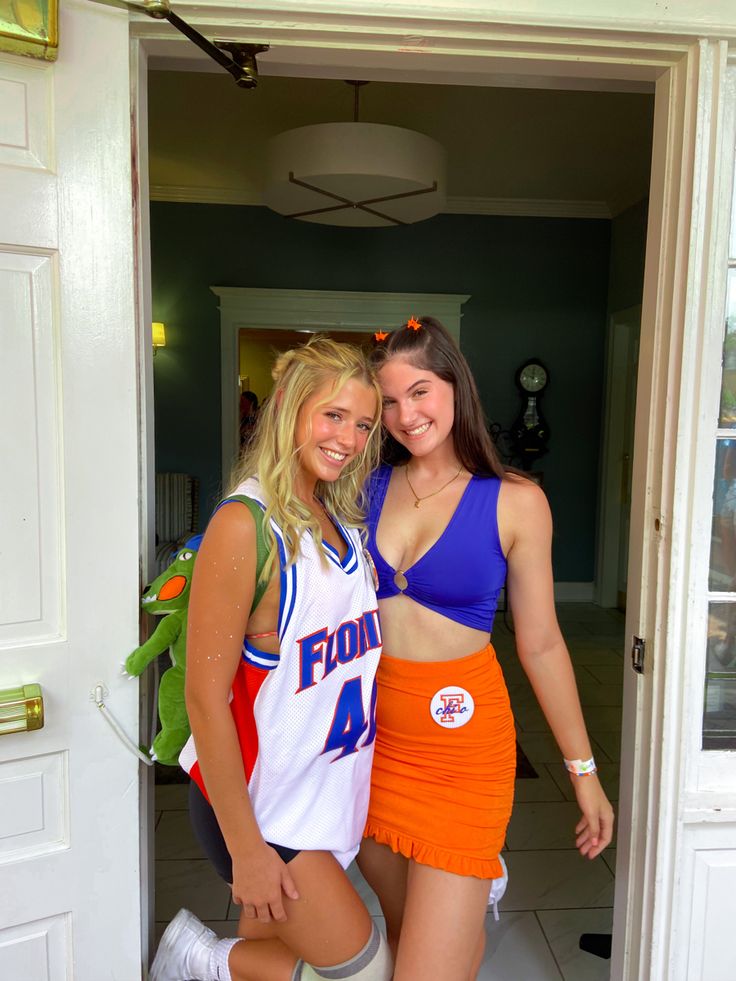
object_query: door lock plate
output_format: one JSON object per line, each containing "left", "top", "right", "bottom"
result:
{"left": 631, "top": 636, "right": 645, "bottom": 674}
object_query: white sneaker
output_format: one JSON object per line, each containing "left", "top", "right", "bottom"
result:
{"left": 150, "top": 908, "right": 217, "bottom": 981}
{"left": 488, "top": 855, "right": 508, "bottom": 921}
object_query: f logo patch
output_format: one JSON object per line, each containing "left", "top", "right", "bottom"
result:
{"left": 430, "top": 686, "right": 475, "bottom": 728}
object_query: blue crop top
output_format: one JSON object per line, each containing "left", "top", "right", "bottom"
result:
{"left": 366, "top": 464, "right": 507, "bottom": 633}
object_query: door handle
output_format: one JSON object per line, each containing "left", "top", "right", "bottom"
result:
{"left": 0, "top": 684, "right": 44, "bottom": 735}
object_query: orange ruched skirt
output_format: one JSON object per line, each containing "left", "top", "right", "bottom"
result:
{"left": 364, "top": 643, "right": 515, "bottom": 880}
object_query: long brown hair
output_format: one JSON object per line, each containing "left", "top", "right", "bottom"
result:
{"left": 370, "top": 316, "right": 506, "bottom": 478}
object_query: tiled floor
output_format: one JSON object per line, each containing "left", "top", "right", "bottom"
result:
{"left": 155, "top": 603, "right": 624, "bottom": 979}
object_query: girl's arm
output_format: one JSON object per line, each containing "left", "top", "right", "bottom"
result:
{"left": 185, "top": 503, "right": 299, "bottom": 920}
{"left": 502, "top": 479, "right": 615, "bottom": 859}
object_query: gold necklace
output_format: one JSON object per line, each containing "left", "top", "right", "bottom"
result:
{"left": 404, "top": 463, "right": 463, "bottom": 508}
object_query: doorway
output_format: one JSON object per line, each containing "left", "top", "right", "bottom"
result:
{"left": 132, "top": 19, "right": 688, "bottom": 976}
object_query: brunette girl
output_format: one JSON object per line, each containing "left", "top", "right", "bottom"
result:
{"left": 359, "top": 316, "right": 614, "bottom": 980}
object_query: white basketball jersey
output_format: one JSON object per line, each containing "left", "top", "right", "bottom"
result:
{"left": 180, "top": 477, "right": 382, "bottom": 868}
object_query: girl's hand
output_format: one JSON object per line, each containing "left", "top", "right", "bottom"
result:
{"left": 571, "top": 775, "right": 615, "bottom": 860}
{"left": 231, "top": 843, "right": 300, "bottom": 923}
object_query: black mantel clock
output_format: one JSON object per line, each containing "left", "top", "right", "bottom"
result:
{"left": 511, "top": 359, "right": 551, "bottom": 469}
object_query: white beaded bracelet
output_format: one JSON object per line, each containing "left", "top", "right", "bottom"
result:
{"left": 564, "top": 756, "right": 597, "bottom": 776}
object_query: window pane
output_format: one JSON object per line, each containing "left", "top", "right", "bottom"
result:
{"left": 710, "top": 441, "right": 736, "bottom": 590}
{"left": 704, "top": 603, "right": 736, "bottom": 749}
{"left": 732, "top": 152, "right": 736, "bottom": 256}
{"left": 719, "top": 269, "right": 736, "bottom": 427}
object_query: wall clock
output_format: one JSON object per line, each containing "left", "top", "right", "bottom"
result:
{"left": 511, "top": 359, "right": 550, "bottom": 468}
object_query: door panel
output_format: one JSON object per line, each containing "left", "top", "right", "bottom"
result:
{"left": 0, "top": 5, "right": 142, "bottom": 978}
{"left": 0, "top": 253, "right": 62, "bottom": 643}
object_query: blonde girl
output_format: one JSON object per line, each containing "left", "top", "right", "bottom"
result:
{"left": 152, "top": 338, "right": 391, "bottom": 981}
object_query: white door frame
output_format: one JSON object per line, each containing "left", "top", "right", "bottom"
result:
{"left": 130, "top": 9, "right": 735, "bottom": 977}
{"left": 210, "top": 287, "right": 469, "bottom": 484}
{"left": 596, "top": 304, "right": 642, "bottom": 609}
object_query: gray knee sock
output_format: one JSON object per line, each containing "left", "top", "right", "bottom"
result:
{"left": 294, "top": 923, "right": 391, "bottom": 980}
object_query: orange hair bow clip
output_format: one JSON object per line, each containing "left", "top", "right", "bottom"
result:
{"left": 406, "top": 316, "right": 422, "bottom": 331}
{"left": 374, "top": 331, "right": 389, "bottom": 342}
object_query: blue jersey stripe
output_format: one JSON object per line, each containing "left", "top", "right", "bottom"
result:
{"left": 243, "top": 650, "right": 279, "bottom": 670}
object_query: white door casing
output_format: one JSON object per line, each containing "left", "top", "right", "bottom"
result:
{"left": 613, "top": 40, "right": 736, "bottom": 981}
{"left": 0, "top": 4, "right": 143, "bottom": 978}
{"left": 596, "top": 305, "right": 641, "bottom": 609}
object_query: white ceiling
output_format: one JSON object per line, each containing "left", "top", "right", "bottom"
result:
{"left": 148, "top": 69, "right": 654, "bottom": 219}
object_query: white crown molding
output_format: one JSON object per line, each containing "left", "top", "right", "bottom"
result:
{"left": 445, "top": 196, "right": 611, "bottom": 219}
{"left": 149, "top": 184, "right": 261, "bottom": 206}
{"left": 134, "top": 1, "right": 736, "bottom": 44}
{"left": 150, "top": 184, "right": 612, "bottom": 219}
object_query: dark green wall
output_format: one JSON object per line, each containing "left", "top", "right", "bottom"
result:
{"left": 151, "top": 203, "right": 611, "bottom": 580}
{"left": 608, "top": 198, "right": 648, "bottom": 313}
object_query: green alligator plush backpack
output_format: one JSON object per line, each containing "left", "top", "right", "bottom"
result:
{"left": 124, "top": 496, "right": 269, "bottom": 765}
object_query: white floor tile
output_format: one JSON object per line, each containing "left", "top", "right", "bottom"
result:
{"left": 155, "top": 858, "right": 231, "bottom": 921}
{"left": 537, "top": 907, "right": 613, "bottom": 981}
{"left": 506, "top": 802, "right": 584, "bottom": 851}
{"left": 503, "top": 851, "right": 614, "bottom": 911}
{"left": 513, "top": 771, "right": 566, "bottom": 803}
{"left": 478, "top": 911, "right": 563, "bottom": 980}
{"left": 513, "top": 702, "right": 557, "bottom": 732}
{"left": 581, "top": 706, "right": 624, "bottom": 731}
{"left": 517, "top": 732, "right": 567, "bottom": 764}
{"left": 346, "top": 860, "right": 383, "bottom": 916}
{"left": 584, "top": 664, "right": 625, "bottom": 686}
{"left": 155, "top": 808, "right": 206, "bottom": 860}
{"left": 154, "top": 783, "right": 190, "bottom": 810}
{"left": 590, "top": 731, "right": 622, "bottom": 763}
{"left": 577, "top": 684, "right": 623, "bottom": 708}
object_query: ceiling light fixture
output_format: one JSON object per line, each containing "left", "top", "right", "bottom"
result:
{"left": 262, "top": 81, "right": 447, "bottom": 227}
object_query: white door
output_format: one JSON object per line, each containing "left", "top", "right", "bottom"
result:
{"left": 0, "top": 4, "right": 143, "bottom": 978}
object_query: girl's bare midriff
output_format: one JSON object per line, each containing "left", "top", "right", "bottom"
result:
{"left": 378, "top": 594, "right": 490, "bottom": 662}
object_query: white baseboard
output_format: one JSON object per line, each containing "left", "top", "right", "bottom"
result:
{"left": 553, "top": 581, "right": 595, "bottom": 602}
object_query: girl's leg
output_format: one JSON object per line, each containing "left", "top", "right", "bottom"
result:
{"left": 468, "top": 925, "right": 487, "bottom": 981}
{"left": 227, "top": 938, "right": 296, "bottom": 981}
{"left": 237, "top": 849, "right": 375, "bottom": 966}
{"left": 357, "top": 836, "right": 409, "bottom": 959}
{"left": 393, "top": 861, "right": 490, "bottom": 981}
{"left": 153, "top": 851, "right": 379, "bottom": 981}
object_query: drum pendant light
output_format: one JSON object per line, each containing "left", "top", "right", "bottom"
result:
{"left": 262, "top": 82, "right": 447, "bottom": 227}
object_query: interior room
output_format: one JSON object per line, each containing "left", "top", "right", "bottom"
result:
{"left": 146, "top": 64, "right": 653, "bottom": 980}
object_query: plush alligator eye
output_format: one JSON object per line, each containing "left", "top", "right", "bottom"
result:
{"left": 179, "top": 551, "right": 193, "bottom": 561}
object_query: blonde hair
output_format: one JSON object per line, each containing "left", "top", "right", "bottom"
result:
{"left": 229, "top": 337, "right": 381, "bottom": 576}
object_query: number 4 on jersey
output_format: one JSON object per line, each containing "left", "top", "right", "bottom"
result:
{"left": 323, "top": 677, "right": 378, "bottom": 760}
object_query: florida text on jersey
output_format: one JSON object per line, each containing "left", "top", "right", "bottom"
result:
{"left": 180, "top": 477, "right": 383, "bottom": 868}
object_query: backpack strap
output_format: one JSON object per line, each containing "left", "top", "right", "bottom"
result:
{"left": 218, "top": 494, "right": 270, "bottom": 614}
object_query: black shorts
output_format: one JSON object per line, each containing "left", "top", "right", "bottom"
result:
{"left": 188, "top": 780, "right": 300, "bottom": 884}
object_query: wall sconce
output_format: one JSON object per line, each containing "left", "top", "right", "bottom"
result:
{"left": 152, "top": 322, "right": 167, "bottom": 356}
